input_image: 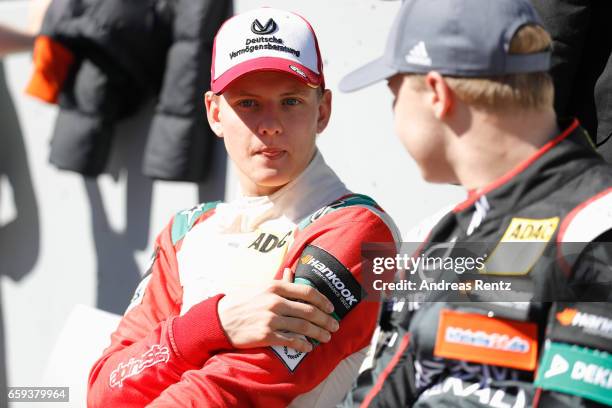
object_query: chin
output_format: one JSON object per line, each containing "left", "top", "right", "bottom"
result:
{"left": 420, "top": 169, "right": 457, "bottom": 185}
{"left": 252, "top": 171, "right": 292, "bottom": 189}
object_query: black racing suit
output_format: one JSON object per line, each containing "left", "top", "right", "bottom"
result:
{"left": 345, "top": 119, "right": 612, "bottom": 408}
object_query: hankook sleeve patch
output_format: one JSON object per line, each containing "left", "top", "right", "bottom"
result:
{"left": 294, "top": 245, "right": 363, "bottom": 320}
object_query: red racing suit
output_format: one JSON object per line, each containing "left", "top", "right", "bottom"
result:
{"left": 87, "top": 152, "right": 399, "bottom": 407}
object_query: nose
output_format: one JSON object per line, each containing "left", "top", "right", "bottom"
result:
{"left": 257, "top": 105, "right": 283, "bottom": 137}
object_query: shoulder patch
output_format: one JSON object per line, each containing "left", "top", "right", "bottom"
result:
{"left": 171, "top": 201, "right": 220, "bottom": 244}
{"left": 298, "top": 194, "right": 401, "bottom": 243}
{"left": 270, "top": 336, "right": 309, "bottom": 372}
{"left": 559, "top": 188, "right": 612, "bottom": 244}
{"left": 298, "top": 194, "right": 378, "bottom": 230}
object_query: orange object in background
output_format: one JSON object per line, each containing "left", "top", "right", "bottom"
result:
{"left": 434, "top": 309, "right": 539, "bottom": 372}
{"left": 25, "top": 35, "right": 74, "bottom": 104}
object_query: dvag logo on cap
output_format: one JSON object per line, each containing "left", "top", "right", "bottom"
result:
{"left": 251, "top": 18, "right": 277, "bottom": 35}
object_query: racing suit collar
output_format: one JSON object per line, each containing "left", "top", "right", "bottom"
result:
{"left": 453, "top": 118, "right": 584, "bottom": 217}
{"left": 216, "top": 150, "right": 350, "bottom": 232}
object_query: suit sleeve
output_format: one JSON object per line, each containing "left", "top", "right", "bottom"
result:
{"left": 87, "top": 217, "right": 233, "bottom": 407}
{"left": 147, "top": 207, "right": 397, "bottom": 407}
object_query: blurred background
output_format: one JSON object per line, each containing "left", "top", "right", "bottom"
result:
{"left": 0, "top": 0, "right": 464, "bottom": 406}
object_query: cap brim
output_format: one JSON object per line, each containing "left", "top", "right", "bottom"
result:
{"left": 339, "top": 57, "right": 398, "bottom": 93}
{"left": 212, "top": 57, "right": 322, "bottom": 94}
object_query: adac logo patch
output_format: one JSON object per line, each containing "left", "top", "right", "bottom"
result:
{"left": 501, "top": 217, "right": 559, "bottom": 242}
{"left": 434, "top": 309, "right": 538, "bottom": 371}
{"left": 481, "top": 216, "right": 559, "bottom": 276}
{"left": 248, "top": 231, "right": 292, "bottom": 253}
{"left": 251, "top": 18, "right": 278, "bottom": 35}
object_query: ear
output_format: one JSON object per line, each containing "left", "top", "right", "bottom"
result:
{"left": 316, "top": 89, "right": 332, "bottom": 134}
{"left": 424, "top": 72, "right": 453, "bottom": 119}
{"left": 205, "top": 91, "right": 223, "bottom": 138}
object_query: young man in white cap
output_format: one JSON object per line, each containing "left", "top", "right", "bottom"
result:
{"left": 87, "top": 7, "right": 398, "bottom": 408}
{"left": 340, "top": 0, "right": 612, "bottom": 407}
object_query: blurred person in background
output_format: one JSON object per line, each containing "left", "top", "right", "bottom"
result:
{"left": 0, "top": 0, "right": 49, "bottom": 56}
{"left": 531, "top": 0, "right": 612, "bottom": 163}
{"left": 0, "top": 23, "right": 34, "bottom": 57}
{"left": 88, "top": 7, "right": 399, "bottom": 407}
{"left": 339, "top": 0, "right": 612, "bottom": 406}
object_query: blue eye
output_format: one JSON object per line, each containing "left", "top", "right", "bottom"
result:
{"left": 238, "top": 99, "right": 257, "bottom": 108}
{"left": 283, "top": 98, "right": 300, "bottom": 106}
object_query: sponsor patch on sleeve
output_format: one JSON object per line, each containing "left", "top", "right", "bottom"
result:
{"left": 294, "top": 245, "right": 363, "bottom": 320}
{"left": 270, "top": 333, "right": 309, "bottom": 372}
{"left": 535, "top": 341, "right": 612, "bottom": 406}
{"left": 548, "top": 302, "right": 612, "bottom": 353}
{"left": 270, "top": 245, "right": 363, "bottom": 372}
{"left": 434, "top": 309, "right": 538, "bottom": 371}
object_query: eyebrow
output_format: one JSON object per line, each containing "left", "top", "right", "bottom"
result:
{"left": 231, "top": 91, "right": 259, "bottom": 97}
{"left": 228, "top": 87, "right": 312, "bottom": 98}
{"left": 280, "top": 88, "right": 311, "bottom": 97}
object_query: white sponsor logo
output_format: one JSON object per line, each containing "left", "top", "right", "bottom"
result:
{"left": 544, "top": 354, "right": 569, "bottom": 378}
{"left": 301, "top": 254, "right": 358, "bottom": 307}
{"left": 571, "top": 361, "right": 612, "bottom": 389}
{"left": 564, "top": 309, "right": 612, "bottom": 338}
{"left": 421, "top": 377, "right": 526, "bottom": 408}
{"left": 110, "top": 345, "right": 170, "bottom": 387}
{"left": 289, "top": 65, "right": 307, "bottom": 78}
{"left": 405, "top": 41, "right": 432, "bottom": 66}
{"left": 180, "top": 203, "right": 207, "bottom": 226}
{"left": 445, "top": 327, "right": 530, "bottom": 353}
{"left": 270, "top": 333, "right": 308, "bottom": 371}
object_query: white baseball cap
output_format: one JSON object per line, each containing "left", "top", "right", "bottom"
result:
{"left": 211, "top": 8, "right": 325, "bottom": 94}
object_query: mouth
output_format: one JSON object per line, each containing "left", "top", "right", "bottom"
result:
{"left": 255, "top": 148, "right": 286, "bottom": 160}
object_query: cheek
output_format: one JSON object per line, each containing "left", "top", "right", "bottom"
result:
{"left": 393, "top": 105, "right": 418, "bottom": 152}
{"left": 220, "top": 121, "right": 251, "bottom": 164}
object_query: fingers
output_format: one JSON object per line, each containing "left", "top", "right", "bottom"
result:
{"left": 272, "top": 332, "right": 313, "bottom": 353}
{"left": 271, "top": 281, "right": 334, "bottom": 315}
{"left": 282, "top": 267, "right": 293, "bottom": 283}
{"left": 272, "top": 316, "right": 333, "bottom": 345}
{"left": 276, "top": 298, "right": 339, "bottom": 334}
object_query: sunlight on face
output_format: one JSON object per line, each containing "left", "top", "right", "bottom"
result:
{"left": 209, "top": 71, "right": 330, "bottom": 196}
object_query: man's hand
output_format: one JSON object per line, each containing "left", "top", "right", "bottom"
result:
{"left": 218, "top": 268, "right": 339, "bottom": 353}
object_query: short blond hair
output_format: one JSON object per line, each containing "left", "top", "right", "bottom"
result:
{"left": 408, "top": 25, "right": 554, "bottom": 111}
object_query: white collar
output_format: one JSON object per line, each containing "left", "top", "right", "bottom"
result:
{"left": 215, "top": 150, "right": 351, "bottom": 232}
